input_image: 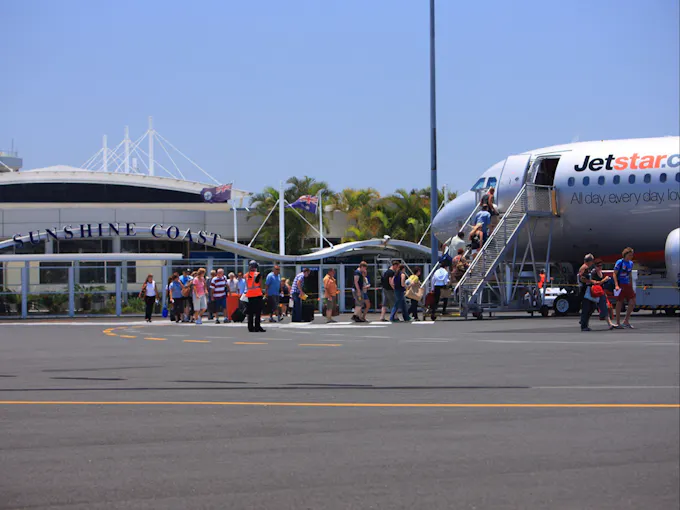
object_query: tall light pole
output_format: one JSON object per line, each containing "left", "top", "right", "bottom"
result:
{"left": 429, "top": 0, "right": 439, "bottom": 267}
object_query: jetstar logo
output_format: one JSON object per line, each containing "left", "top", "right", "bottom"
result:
{"left": 574, "top": 153, "right": 680, "bottom": 172}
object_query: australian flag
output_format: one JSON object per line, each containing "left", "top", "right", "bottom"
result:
{"left": 288, "top": 195, "right": 319, "bottom": 214}
{"left": 201, "top": 183, "right": 232, "bottom": 203}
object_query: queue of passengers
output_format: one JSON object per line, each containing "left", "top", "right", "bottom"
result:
{"left": 140, "top": 264, "right": 297, "bottom": 331}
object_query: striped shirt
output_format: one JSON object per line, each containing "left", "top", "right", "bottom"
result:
{"left": 210, "top": 276, "right": 227, "bottom": 299}
{"left": 291, "top": 272, "right": 305, "bottom": 295}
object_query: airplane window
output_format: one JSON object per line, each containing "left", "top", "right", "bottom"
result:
{"left": 598, "top": 176, "right": 605, "bottom": 185}
{"left": 676, "top": 172, "right": 680, "bottom": 182}
{"left": 471, "top": 178, "right": 486, "bottom": 191}
{"left": 568, "top": 177, "right": 575, "bottom": 187}
{"left": 643, "top": 174, "right": 651, "bottom": 184}
{"left": 613, "top": 175, "right": 620, "bottom": 184}
{"left": 660, "top": 173, "right": 667, "bottom": 183}
{"left": 487, "top": 177, "right": 497, "bottom": 189}
{"left": 583, "top": 176, "right": 590, "bottom": 186}
{"left": 628, "top": 174, "right": 635, "bottom": 184}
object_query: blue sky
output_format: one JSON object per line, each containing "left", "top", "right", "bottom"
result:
{"left": 1, "top": 0, "right": 678, "bottom": 195}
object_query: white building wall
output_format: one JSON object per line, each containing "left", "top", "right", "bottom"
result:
{"left": 1, "top": 204, "right": 357, "bottom": 244}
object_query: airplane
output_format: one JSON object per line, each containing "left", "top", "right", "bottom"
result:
{"left": 432, "top": 136, "right": 680, "bottom": 280}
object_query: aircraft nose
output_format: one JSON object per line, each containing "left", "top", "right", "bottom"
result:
{"left": 433, "top": 191, "right": 477, "bottom": 243}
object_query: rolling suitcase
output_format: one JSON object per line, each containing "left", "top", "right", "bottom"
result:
{"left": 231, "top": 307, "right": 246, "bottom": 323}
{"left": 301, "top": 304, "right": 315, "bottom": 322}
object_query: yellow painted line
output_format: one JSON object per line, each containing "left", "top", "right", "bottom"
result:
{"left": 183, "top": 339, "right": 211, "bottom": 344}
{"left": 299, "top": 343, "right": 342, "bottom": 347}
{"left": 145, "top": 337, "right": 167, "bottom": 341}
{"left": 119, "top": 335, "right": 137, "bottom": 339}
{"left": 0, "top": 401, "right": 677, "bottom": 409}
{"left": 104, "top": 333, "right": 118, "bottom": 337}
{"left": 234, "top": 341, "right": 268, "bottom": 345}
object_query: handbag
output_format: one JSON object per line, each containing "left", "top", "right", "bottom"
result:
{"left": 406, "top": 286, "right": 425, "bottom": 301}
{"left": 584, "top": 287, "right": 599, "bottom": 303}
{"left": 161, "top": 305, "right": 168, "bottom": 318}
{"left": 591, "top": 284, "right": 605, "bottom": 298}
{"left": 440, "top": 287, "right": 452, "bottom": 299}
{"left": 154, "top": 301, "right": 161, "bottom": 314}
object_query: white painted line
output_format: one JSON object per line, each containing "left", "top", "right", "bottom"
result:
{"left": 535, "top": 385, "right": 680, "bottom": 390}
{"left": 401, "top": 339, "right": 450, "bottom": 343}
{"left": 480, "top": 339, "right": 679, "bottom": 346}
{"left": 411, "top": 321, "right": 436, "bottom": 325}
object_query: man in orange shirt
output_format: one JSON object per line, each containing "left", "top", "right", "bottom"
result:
{"left": 323, "top": 268, "right": 340, "bottom": 324}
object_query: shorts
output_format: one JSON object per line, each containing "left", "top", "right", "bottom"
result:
{"left": 352, "top": 289, "right": 364, "bottom": 305}
{"left": 193, "top": 294, "right": 207, "bottom": 310}
{"left": 213, "top": 296, "right": 226, "bottom": 310}
{"left": 618, "top": 283, "right": 636, "bottom": 301}
{"left": 382, "top": 289, "right": 396, "bottom": 309}
{"left": 267, "top": 295, "right": 280, "bottom": 314}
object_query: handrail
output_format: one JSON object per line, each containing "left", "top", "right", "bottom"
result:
{"left": 454, "top": 184, "right": 529, "bottom": 295}
{"left": 421, "top": 202, "right": 483, "bottom": 287}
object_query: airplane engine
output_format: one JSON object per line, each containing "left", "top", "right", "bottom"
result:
{"left": 665, "top": 228, "right": 680, "bottom": 287}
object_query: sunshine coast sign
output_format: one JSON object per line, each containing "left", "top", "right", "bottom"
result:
{"left": 11, "top": 223, "right": 221, "bottom": 248}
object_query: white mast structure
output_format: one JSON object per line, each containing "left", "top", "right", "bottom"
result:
{"left": 80, "top": 117, "right": 221, "bottom": 185}
{"left": 148, "top": 116, "right": 154, "bottom": 177}
{"left": 123, "top": 126, "right": 130, "bottom": 174}
{"left": 102, "top": 135, "right": 108, "bottom": 172}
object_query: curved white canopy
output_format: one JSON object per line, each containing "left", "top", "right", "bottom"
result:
{"left": 0, "top": 226, "right": 433, "bottom": 262}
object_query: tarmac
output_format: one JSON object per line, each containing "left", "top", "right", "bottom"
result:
{"left": 1, "top": 313, "right": 678, "bottom": 509}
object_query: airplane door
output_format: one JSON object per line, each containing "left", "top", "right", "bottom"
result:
{"left": 497, "top": 154, "right": 532, "bottom": 211}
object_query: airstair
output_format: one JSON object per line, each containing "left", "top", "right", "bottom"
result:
{"left": 457, "top": 184, "right": 556, "bottom": 316}
{"left": 424, "top": 184, "right": 558, "bottom": 318}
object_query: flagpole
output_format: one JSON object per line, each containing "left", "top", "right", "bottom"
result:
{"left": 318, "top": 191, "right": 323, "bottom": 250}
{"left": 232, "top": 199, "right": 238, "bottom": 270}
{"left": 279, "top": 180, "right": 285, "bottom": 256}
{"left": 318, "top": 191, "right": 325, "bottom": 314}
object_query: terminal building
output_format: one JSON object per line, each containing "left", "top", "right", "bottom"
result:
{"left": 0, "top": 136, "right": 431, "bottom": 317}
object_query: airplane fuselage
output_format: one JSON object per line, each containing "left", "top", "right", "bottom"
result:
{"left": 433, "top": 137, "right": 680, "bottom": 265}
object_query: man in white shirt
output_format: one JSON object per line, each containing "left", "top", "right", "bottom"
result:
{"left": 446, "top": 231, "right": 467, "bottom": 255}
{"left": 430, "top": 264, "right": 451, "bottom": 321}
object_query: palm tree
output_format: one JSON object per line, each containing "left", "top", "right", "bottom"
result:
{"left": 382, "top": 189, "right": 431, "bottom": 244}
{"left": 330, "top": 188, "right": 382, "bottom": 242}
{"left": 248, "top": 177, "right": 332, "bottom": 255}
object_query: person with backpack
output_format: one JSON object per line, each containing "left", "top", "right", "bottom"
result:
{"left": 389, "top": 263, "right": 412, "bottom": 322}
{"left": 379, "top": 261, "right": 399, "bottom": 322}
{"left": 480, "top": 187, "right": 498, "bottom": 219}
{"left": 613, "top": 247, "right": 637, "bottom": 329}
{"left": 179, "top": 269, "right": 193, "bottom": 322}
